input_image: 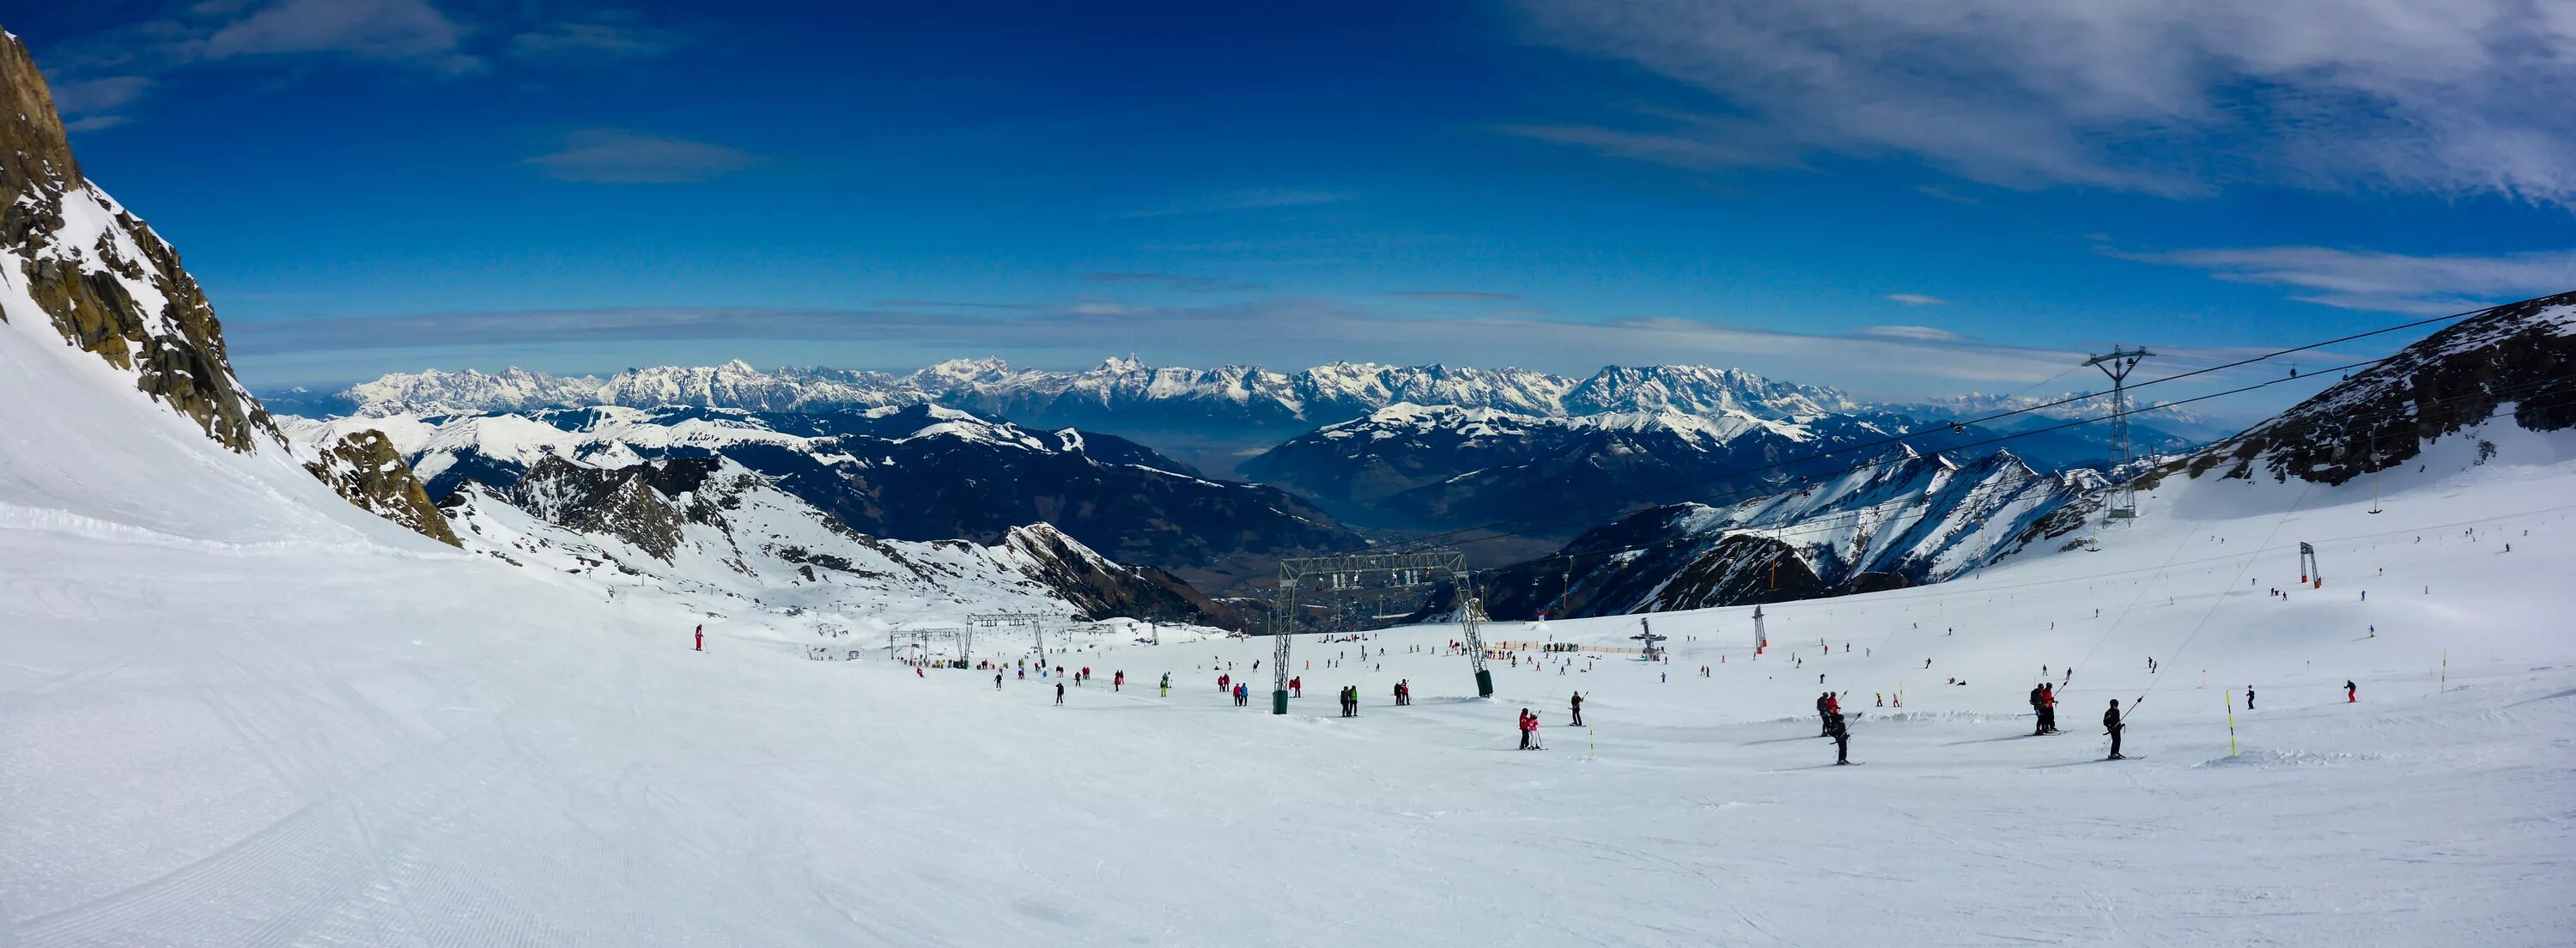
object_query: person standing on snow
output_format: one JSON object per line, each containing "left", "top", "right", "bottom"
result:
{"left": 1817, "top": 692, "right": 1834, "bottom": 736}
{"left": 2103, "top": 699, "right": 2127, "bottom": 760}
{"left": 2029, "top": 684, "right": 2048, "bottom": 735}
{"left": 994, "top": 672, "right": 1004, "bottom": 690}
{"left": 1828, "top": 712, "right": 1850, "bottom": 765}
{"left": 1570, "top": 691, "right": 1585, "bottom": 727}
{"left": 2038, "top": 684, "right": 2059, "bottom": 733}
{"left": 1518, "top": 708, "right": 1539, "bottom": 750}
{"left": 1158, "top": 672, "right": 1170, "bottom": 697}
{"left": 1055, "top": 682, "right": 1066, "bottom": 705}
{"left": 694, "top": 624, "right": 703, "bottom": 652}
{"left": 2346, "top": 680, "right": 2357, "bottom": 703}
{"left": 2245, "top": 686, "right": 2255, "bottom": 710}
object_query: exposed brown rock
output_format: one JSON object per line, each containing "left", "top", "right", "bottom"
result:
{"left": 304, "top": 430, "right": 461, "bottom": 546}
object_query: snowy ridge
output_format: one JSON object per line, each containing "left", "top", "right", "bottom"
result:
{"left": 437, "top": 455, "right": 1221, "bottom": 627}
{"left": 0, "top": 32, "right": 272, "bottom": 454}
{"left": 1242, "top": 400, "right": 1995, "bottom": 533}
{"left": 1474, "top": 447, "right": 2107, "bottom": 617}
{"left": 2190, "top": 294, "right": 2576, "bottom": 486}
{"left": 283, "top": 403, "right": 1367, "bottom": 579}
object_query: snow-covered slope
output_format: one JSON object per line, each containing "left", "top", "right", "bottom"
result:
{"left": 11, "top": 339, "right": 2573, "bottom": 944}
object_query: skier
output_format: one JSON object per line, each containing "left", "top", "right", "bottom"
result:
{"left": 1055, "top": 682, "right": 1066, "bottom": 705}
{"left": 1291, "top": 676, "right": 1303, "bottom": 698}
{"left": 1828, "top": 711, "right": 1850, "bottom": 765}
{"left": 1570, "top": 691, "right": 1585, "bottom": 727}
{"left": 1518, "top": 708, "right": 1539, "bottom": 750}
{"left": 2246, "top": 686, "right": 2255, "bottom": 709}
{"left": 1236, "top": 683, "right": 1249, "bottom": 707}
{"left": 1159, "top": 673, "right": 1170, "bottom": 697}
{"left": 994, "top": 672, "right": 1004, "bottom": 690}
{"left": 2029, "top": 684, "right": 2048, "bottom": 735}
{"left": 2103, "top": 699, "right": 2127, "bottom": 760}
{"left": 2346, "top": 680, "right": 2357, "bottom": 703}
{"left": 1816, "top": 691, "right": 1834, "bottom": 736}
{"left": 693, "top": 624, "right": 703, "bottom": 651}
{"left": 2040, "top": 684, "right": 2058, "bottom": 733}
{"left": 1115, "top": 671, "right": 1125, "bottom": 691}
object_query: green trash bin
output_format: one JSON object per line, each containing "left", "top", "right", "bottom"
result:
{"left": 1475, "top": 669, "right": 1495, "bottom": 698}
{"left": 1273, "top": 689, "right": 1290, "bottom": 714}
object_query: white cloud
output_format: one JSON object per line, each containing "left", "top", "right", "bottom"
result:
{"left": 202, "top": 0, "right": 466, "bottom": 63}
{"left": 2111, "top": 245, "right": 2576, "bottom": 313}
{"left": 508, "top": 21, "right": 684, "bottom": 59}
{"left": 1514, "top": 0, "right": 2576, "bottom": 204}
{"left": 1859, "top": 325, "right": 1967, "bottom": 343}
{"left": 525, "top": 130, "right": 758, "bottom": 184}
{"left": 1883, "top": 295, "right": 1949, "bottom": 307}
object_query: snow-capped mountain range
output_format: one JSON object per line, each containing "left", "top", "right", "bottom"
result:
{"left": 268, "top": 356, "right": 1862, "bottom": 431}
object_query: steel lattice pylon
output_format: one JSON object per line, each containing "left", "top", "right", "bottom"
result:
{"left": 2085, "top": 346, "right": 2156, "bottom": 521}
{"left": 1268, "top": 550, "right": 1490, "bottom": 714}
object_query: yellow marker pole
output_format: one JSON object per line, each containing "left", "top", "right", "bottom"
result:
{"left": 2224, "top": 690, "right": 2239, "bottom": 757}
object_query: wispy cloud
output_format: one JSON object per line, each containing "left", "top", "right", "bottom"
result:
{"left": 1080, "top": 273, "right": 1264, "bottom": 292}
{"left": 508, "top": 20, "right": 685, "bottom": 60}
{"left": 1385, "top": 291, "right": 1524, "bottom": 301}
{"left": 200, "top": 0, "right": 476, "bottom": 70}
{"left": 1883, "top": 294, "right": 1949, "bottom": 307}
{"left": 2109, "top": 245, "right": 2576, "bottom": 313}
{"left": 525, "top": 130, "right": 758, "bottom": 184}
{"left": 1859, "top": 325, "right": 1967, "bottom": 342}
{"left": 1117, "top": 189, "right": 1352, "bottom": 218}
{"left": 1514, "top": 0, "right": 2576, "bottom": 205}
{"left": 37, "top": 2, "right": 681, "bottom": 129}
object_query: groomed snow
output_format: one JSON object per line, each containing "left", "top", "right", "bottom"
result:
{"left": 6, "top": 312, "right": 2573, "bottom": 944}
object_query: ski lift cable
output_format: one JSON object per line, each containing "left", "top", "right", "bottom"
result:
{"left": 1406, "top": 350, "right": 2547, "bottom": 556}
{"left": 1513, "top": 388, "right": 2570, "bottom": 587}
{"left": 1381, "top": 296, "right": 2555, "bottom": 556}
{"left": 1457, "top": 386, "right": 2573, "bottom": 599}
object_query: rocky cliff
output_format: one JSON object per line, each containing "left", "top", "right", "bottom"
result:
{"left": 0, "top": 29, "right": 454, "bottom": 546}
{"left": 2188, "top": 292, "right": 2576, "bottom": 485}
{"left": 301, "top": 429, "right": 460, "bottom": 546}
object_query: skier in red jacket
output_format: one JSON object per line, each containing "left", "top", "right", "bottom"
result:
{"left": 693, "top": 624, "right": 702, "bottom": 651}
{"left": 1518, "top": 708, "right": 1540, "bottom": 750}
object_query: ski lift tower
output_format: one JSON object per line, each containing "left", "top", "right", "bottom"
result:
{"left": 969, "top": 612, "right": 1058, "bottom": 665}
{"left": 1631, "top": 616, "right": 1667, "bottom": 661}
{"left": 1271, "top": 550, "right": 1490, "bottom": 714}
{"left": 2084, "top": 346, "right": 2156, "bottom": 520}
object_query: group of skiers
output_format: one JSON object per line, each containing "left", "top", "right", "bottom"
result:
{"left": 2028, "top": 682, "right": 2061, "bottom": 734}
{"left": 1338, "top": 685, "right": 1363, "bottom": 718}
{"left": 1392, "top": 680, "right": 1413, "bottom": 706}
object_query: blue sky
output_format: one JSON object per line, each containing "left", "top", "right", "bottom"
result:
{"left": 18, "top": 0, "right": 2576, "bottom": 415}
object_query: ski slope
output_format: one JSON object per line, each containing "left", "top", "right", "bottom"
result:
{"left": 6, "top": 290, "right": 2574, "bottom": 944}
